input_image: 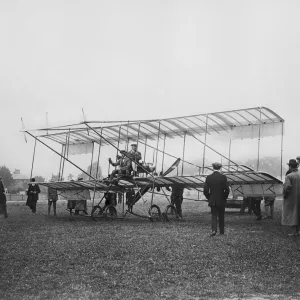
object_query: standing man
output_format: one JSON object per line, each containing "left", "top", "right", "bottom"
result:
{"left": 250, "top": 196, "right": 263, "bottom": 221}
{"left": 170, "top": 185, "right": 184, "bottom": 218}
{"left": 263, "top": 196, "right": 275, "bottom": 219}
{"left": 47, "top": 185, "right": 58, "bottom": 216}
{"left": 204, "top": 162, "right": 230, "bottom": 236}
{"left": 239, "top": 197, "right": 252, "bottom": 215}
{"left": 282, "top": 159, "right": 300, "bottom": 236}
{"left": 26, "top": 178, "right": 41, "bottom": 214}
{"left": 0, "top": 177, "right": 8, "bottom": 218}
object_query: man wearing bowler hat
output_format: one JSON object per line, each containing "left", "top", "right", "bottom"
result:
{"left": 282, "top": 159, "right": 300, "bottom": 236}
{"left": 204, "top": 162, "right": 230, "bottom": 236}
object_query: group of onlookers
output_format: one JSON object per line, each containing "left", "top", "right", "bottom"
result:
{"left": 239, "top": 196, "right": 275, "bottom": 220}
{"left": 203, "top": 157, "right": 300, "bottom": 237}
{"left": 1, "top": 156, "right": 300, "bottom": 238}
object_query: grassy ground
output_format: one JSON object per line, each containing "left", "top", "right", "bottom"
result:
{"left": 0, "top": 199, "right": 300, "bottom": 300}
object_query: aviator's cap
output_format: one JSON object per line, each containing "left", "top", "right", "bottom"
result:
{"left": 212, "top": 162, "right": 222, "bottom": 169}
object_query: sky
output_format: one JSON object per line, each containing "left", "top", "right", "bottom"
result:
{"left": 1, "top": 0, "right": 300, "bottom": 179}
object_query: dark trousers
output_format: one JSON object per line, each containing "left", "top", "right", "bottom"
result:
{"left": 171, "top": 196, "right": 183, "bottom": 217}
{"left": 0, "top": 203, "right": 8, "bottom": 218}
{"left": 240, "top": 198, "right": 252, "bottom": 214}
{"left": 28, "top": 200, "right": 37, "bottom": 213}
{"left": 251, "top": 200, "right": 262, "bottom": 217}
{"left": 211, "top": 206, "right": 225, "bottom": 234}
{"left": 48, "top": 200, "right": 57, "bottom": 215}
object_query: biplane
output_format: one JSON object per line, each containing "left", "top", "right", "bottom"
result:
{"left": 23, "top": 106, "right": 284, "bottom": 221}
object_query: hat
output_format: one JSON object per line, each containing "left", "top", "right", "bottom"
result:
{"left": 287, "top": 159, "right": 298, "bottom": 168}
{"left": 296, "top": 156, "right": 300, "bottom": 161}
{"left": 212, "top": 162, "right": 222, "bottom": 169}
{"left": 30, "top": 178, "right": 35, "bottom": 182}
{"left": 131, "top": 143, "right": 137, "bottom": 147}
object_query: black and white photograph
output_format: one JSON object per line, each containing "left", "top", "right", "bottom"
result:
{"left": 1, "top": 1, "right": 300, "bottom": 299}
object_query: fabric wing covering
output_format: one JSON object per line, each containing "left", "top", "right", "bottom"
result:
{"left": 37, "top": 169, "right": 283, "bottom": 197}
{"left": 31, "top": 107, "right": 284, "bottom": 151}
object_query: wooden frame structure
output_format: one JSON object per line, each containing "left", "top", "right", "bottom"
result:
{"left": 23, "top": 106, "right": 285, "bottom": 221}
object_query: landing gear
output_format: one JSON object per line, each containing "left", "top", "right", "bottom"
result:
{"left": 164, "top": 204, "right": 179, "bottom": 222}
{"left": 91, "top": 205, "right": 104, "bottom": 221}
{"left": 103, "top": 205, "right": 117, "bottom": 220}
{"left": 148, "top": 204, "right": 162, "bottom": 221}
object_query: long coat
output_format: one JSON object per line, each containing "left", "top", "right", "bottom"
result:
{"left": 282, "top": 169, "right": 300, "bottom": 226}
{"left": 203, "top": 171, "right": 230, "bottom": 208}
{"left": 26, "top": 184, "right": 40, "bottom": 206}
{"left": 0, "top": 181, "right": 6, "bottom": 205}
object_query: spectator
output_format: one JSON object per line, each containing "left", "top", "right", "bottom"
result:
{"left": 263, "top": 196, "right": 275, "bottom": 219}
{"left": 126, "top": 189, "right": 135, "bottom": 212}
{"left": 203, "top": 162, "right": 230, "bottom": 236}
{"left": 282, "top": 159, "right": 300, "bottom": 236}
{"left": 170, "top": 185, "right": 184, "bottom": 218}
{"left": 250, "top": 196, "right": 263, "bottom": 221}
{"left": 104, "top": 192, "right": 117, "bottom": 208}
{"left": 239, "top": 197, "right": 252, "bottom": 215}
{"left": 48, "top": 185, "right": 58, "bottom": 216}
{"left": 0, "top": 177, "right": 8, "bottom": 218}
{"left": 26, "top": 178, "right": 40, "bottom": 214}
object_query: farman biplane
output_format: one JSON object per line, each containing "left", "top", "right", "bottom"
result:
{"left": 23, "top": 107, "right": 284, "bottom": 221}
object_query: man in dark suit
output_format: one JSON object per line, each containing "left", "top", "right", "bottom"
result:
{"left": 203, "top": 162, "right": 230, "bottom": 236}
{"left": 0, "top": 177, "right": 8, "bottom": 218}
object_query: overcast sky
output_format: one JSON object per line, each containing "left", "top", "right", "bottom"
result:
{"left": 1, "top": 0, "right": 300, "bottom": 178}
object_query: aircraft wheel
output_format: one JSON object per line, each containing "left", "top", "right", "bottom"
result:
{"left": 103, "top": 205, "right": 117, "bottom": 220}
{"left": 91, "top": 205, "right": 103, "bottom": 221}
{"left": 164, "top": 204, "right": 179, "bottom": 222}
{"left": 148, "top": 204, "right": 162, "bottom": 221}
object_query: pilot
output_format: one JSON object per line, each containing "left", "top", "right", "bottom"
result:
{"left": 126, "top": 143, "right": 142, "bottom": 175}
{"left": 108, "top": 151, "right": 132, "bottom": 179}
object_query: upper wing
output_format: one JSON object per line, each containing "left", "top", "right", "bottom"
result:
{"left": 26, "top": 107, "right": 284, "bottom": 151}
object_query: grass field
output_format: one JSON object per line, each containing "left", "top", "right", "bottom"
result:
{"left": 0, "top": 199, "right": 300, "bottom": 300}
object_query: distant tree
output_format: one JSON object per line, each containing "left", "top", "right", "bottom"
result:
{"left": 67, "top": 173, "right": 74, "bottom": 181}
{"left": 243, "top": 156, "right": 287, "bottom": 177}
{"left": 0, "top": 166, "right": 13, "bottom": 188}
{"left": 50, "top": 174, "right": 64, "bottom": 181}
{"left": 34, "top": 176, "right": 45, "bottom": 183}
{"left": 78, "top": 162, "right": 102, "bottom": 180}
